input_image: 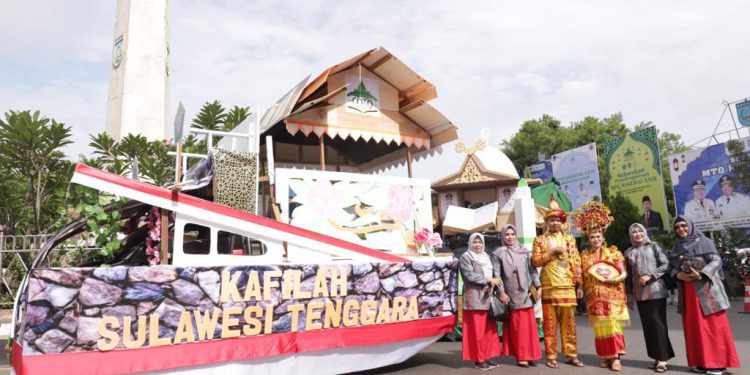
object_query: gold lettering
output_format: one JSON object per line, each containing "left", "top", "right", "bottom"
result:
{"left": 305, "top": 302, "right": 325, "bottom": 331}
{"left": 194, "top": 309, "right": 222, "bottom": 340}
{"left": 149, "top": 314, "right": 172, "bottom": 346}
{"left": 287, "top": 304, "right": 305, "bottom": 332}
{"left": 264, "top": 304, "right": 273, "bottom": 334}
{"left": 173, "top": 311, "right": 196, "bottom": 344}
{"left": 375, "top": 299, "right": 391, "bottom": 324}
{"left": 405, "top": 296, "right": 419, "bottom": 321}
{"left": 282, "top": 269, "right": 294, "bottom": 299}
{"left": 242, "top": 306, "right": 264, "bottom": 336}
{"left": 96, "top": 316, "right": 120, "bottom": 351}
{"left": 243, "top": 271, "right": 262, "bottom": 301}
{"left": 263, "top": 270, "right": 282, "bottom": 301}
{"left": 360, "top": 300, "right": 377, "bottom": 325}
{"left": 342, "top": 300, "right": 360, "bottom": 327}
{"left": 221, "top": 307, "right": 242, "bottom": 338}
{"left": 292, "top": 270, "right": 311, "bottom": 299}
{"left": 220, "top": 271, "right": 242, "bottom": 303}
{"left": 324, "top": 300, "right": 343, "bottom": 329}
{"left": 330, "top": 269, "right": 348, "bottom": 297}
{"left": 392, "top": 297, "right": 407, "bottom": 321}
{"left": 123, "top": 315, "right": 147, "bottom": 349}
{"left": 312, "top": 269, "right": 329, "bottom": 298}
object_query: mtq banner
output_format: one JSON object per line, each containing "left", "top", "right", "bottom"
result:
{"left": 551, "top": 143, "right": 603, "bottom": 211}
{"left": 669, "top": 136, "right": 750, "bottom": 231}
{"left": 604, "top": 126, "right": 670, "bottom": 234}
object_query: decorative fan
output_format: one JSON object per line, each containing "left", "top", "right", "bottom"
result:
{"left": 587, "top": 260, "right": 622, "bottom": 282}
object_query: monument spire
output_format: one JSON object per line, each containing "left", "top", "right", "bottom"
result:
{"left": 105, "top": 0, "right": 171, "bottom": 141}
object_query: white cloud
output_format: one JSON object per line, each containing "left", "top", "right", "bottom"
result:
{"left": 1, "top": 0, "right": 749, "bottom": 181}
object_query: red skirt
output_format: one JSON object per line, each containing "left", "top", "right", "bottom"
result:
{"left": 682, "top": 282, "right": 740, "bottom": 369}
{"left": 462, "top": 310, "right": 501, "bottom": 362}
{"left": 500, "top": 307, "right": 542, "bottom": 361}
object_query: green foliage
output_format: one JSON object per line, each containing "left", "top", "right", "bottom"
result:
{"left": 192, "top": 100, "right": 226, "bottom": 131}
{"left": 504, "top": 113, "right": 688, "bottom": 212}
{"left": 0, "top": 110, "right": 74, "bottom": 234}
{"left": 64, "top": 185, "right": 127, "bottom": 263}
{"left": 604, "top": 193, "right": 641, "bottom": 251}
{"left": 84, "top": 132, "right": 175, "bottom": 187}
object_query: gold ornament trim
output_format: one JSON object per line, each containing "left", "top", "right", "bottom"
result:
{"left": 454, "top": 139, "right": 486, "bottom": 155}
{"left": 447, "top": 158, "right": 495, "bottom": 184}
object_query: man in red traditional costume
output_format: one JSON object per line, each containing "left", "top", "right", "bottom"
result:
{"left": 532, "top": 195, "right": 584, "bottom": 368}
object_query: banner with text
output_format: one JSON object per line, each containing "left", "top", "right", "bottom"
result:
{"left": 527, "top": 160, "right": 553, "bottom": 183}
{"left": 16, "top": 261, "right": 458, "bottom": 373}
{"left": 551, "top": 143, "right": 602, "bottom": 212}
{"left": 604, "top": 126, "right": 670, "bottom": 233}
{"left": 669, "top": 137, "right": 750, "bottom": 231}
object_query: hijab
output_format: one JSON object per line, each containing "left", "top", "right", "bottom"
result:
{"left": 627, "top": 223, "right": 653, "bottom": 275}
{"left": 466, "top": 232, "right": 492, "bottom": 278}
{"left": 495, "top": 225, "right": 531, "bottom": 287}
{"left": 670, "top": 215, "right": 717, "bottom": 268}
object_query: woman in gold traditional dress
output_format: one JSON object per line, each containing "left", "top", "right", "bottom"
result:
{"left": 574, "top": 202, "right": 629, "bottom": 371}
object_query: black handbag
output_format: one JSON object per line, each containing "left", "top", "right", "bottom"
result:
{"left": 650, "top": 244, "right": 678, "bottom": 291}
{"left": 679, "top": 255, "right": 707, "bottom": 273}
{"left": 488, "top": 288, "right": 510, "bottom": 322}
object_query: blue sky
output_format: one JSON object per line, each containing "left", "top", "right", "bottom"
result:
{"left": 1, "top": 1, "right": 749, "bottom": 181}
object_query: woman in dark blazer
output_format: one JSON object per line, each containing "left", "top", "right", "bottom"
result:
{"left": 459, "top": 232, "right": 503, "bottom": 370}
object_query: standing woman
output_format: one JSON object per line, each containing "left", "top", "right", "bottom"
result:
{"left": 574, "top": 202, "right": 629, "bottom": 371}
{"left": 625, "top": 223, "right": 674, "bottom": 373}
{"left": 494, "top": 225, "right": 542, "bottom": 368}
{"left": 671, "top": 216, "right": 740, "bottom": 375}
{"left": 459, "top": 232, "right": 503, "bottom": 370}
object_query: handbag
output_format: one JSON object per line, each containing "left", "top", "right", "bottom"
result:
{"left": 679, "top": 255, "right": 707, "bottom": 273}
{"left": 650, "top": 245, "right": 677, "bottom": 291}
{"left": 488, "top": 287, "right": 510, "bottom": 322}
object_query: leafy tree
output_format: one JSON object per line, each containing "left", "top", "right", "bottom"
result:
{"left": 501, "top": 115, "right": 577, "bottom": 171}
{"left": 224, "top": 105, "right": 251, "bottom": 132}
{"left": 85, "top": 132, "right": 175, "bottom": 187}
{"left": 192, "top": 100, "right": 226, "bottom": 131}
{"left": 570, "top": 113, "right": 630, "bottom": 198}
{"left": 0, "top": 110, "right": 73, "bottom": 234}
{"left": 604, "top": 193, "right": 641, "bottom": 251}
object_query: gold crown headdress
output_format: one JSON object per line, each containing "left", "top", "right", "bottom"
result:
{"left": 572, "top": 201, "right": 613, "bottom": 234}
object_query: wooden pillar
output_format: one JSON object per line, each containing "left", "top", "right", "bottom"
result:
{"left": 319, "top": 135, "right": 326, "bottom": 171}
{"left": 406, "top": 146, "right": 413, "bottom": 178}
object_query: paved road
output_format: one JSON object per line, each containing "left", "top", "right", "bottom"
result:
{"left": 1, "top": 304, "right": 747, "bottom": 374}
{"left": 355, "top": 303, "right": 749, "bottom": 375}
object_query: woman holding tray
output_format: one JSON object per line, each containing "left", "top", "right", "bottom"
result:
{"left": 574, "top": 202, "right": 629, "bottom": 371}
{"left": 670, "top": 216, "right": 740, "bottom": 375}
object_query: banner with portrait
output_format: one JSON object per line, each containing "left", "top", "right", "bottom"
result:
{"left": 551, "top": 143, "right": 602, "bottom": 211}
{"left": 669, "top": 137, "right": 750, "bottom": 231}
{"left": 527, "top": 160, "right": 553, "bottom": 183}
{"left": 604, "top": 126, "right": 670, "bottom": 233}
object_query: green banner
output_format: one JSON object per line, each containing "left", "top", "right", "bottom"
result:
{"left": 604, "top": 126, "right": 669, "bottom": 233}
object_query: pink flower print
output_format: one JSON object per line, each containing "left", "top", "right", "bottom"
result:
{"left": 307, "top": 180, "right": 342, "bottom": 218}
{"left": 387, "top": 185, "right": 414, "bottom": 222}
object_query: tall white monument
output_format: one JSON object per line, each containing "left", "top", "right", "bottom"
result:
{"left": 105, "top": 0, "right": 171, "bottom": 141}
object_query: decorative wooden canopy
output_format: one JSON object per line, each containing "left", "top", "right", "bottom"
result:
{"left": 432, "top": 139, "right": 524, "bottom": 191}
{"left": 260, "top": 46, "right": 459, "bottom": 173}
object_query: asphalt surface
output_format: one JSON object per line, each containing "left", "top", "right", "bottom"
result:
{"left": 354, "top": 303, "right": 750, "bottom": 375}
{"left": 1, "top": 303, "right": 747, "bottom": 374}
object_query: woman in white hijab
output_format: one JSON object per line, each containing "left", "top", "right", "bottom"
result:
{"left": 459, "top": 232, "right": 503, "bottom": 370}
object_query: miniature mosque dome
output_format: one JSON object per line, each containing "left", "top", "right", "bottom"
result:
{"left": 472, "top": 143, "right": 519, "bottom": 179}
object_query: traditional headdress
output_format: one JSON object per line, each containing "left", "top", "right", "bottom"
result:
{"left": 544, "top": 193, "right": 568, "bottom": 222}
{"left": 572, "top": 201, "right": 614, "bottom": 234}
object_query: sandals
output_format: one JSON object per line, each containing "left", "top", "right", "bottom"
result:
{"left": 546, "top": 360, "right": 559, "bottom": 369}
{"left": 600, "top": 360, "right": 611, "bottom": 368}
{"left": 655, "top": 364, "right": 669, "bottom": 373}
{"left": 566, "top": 358, "right": 585, "bottom": 367}
{"left": 517, "top": 361, "right": 530, "bottom": 368}
{"left": 610, "top": 359, "right": 622, "bottom": 371}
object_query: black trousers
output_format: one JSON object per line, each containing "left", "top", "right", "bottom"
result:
{"left": 636, "top": 298, "right": 675, "bottom": 361}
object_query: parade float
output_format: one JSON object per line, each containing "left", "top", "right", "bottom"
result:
{"left": 10, "top": 47, "right": 470, "bottom": 375}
